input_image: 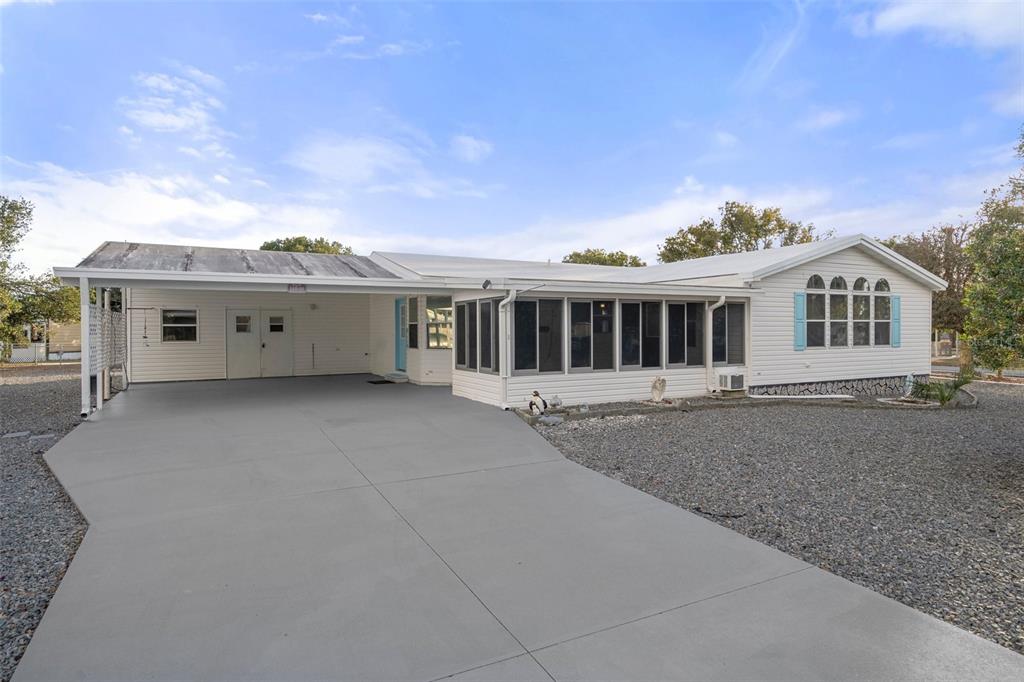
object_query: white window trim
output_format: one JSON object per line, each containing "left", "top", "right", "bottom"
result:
{"left": 873, "top": 292, "right": 892, "bottom": 347}
{"left": 711, "top": 302, "right": 745, "bottom": 367}
{"left": 425, "top": 296, "right": 453, "bottom": 350}
{"left": 512, "top": 297, "right": 566, "bottom": 375}
{"left": 567, "top": 298, "right": 617, "bottom": 374}
{"left": 160, "top": 307, "right": 199, "bottom": 343}
{"left": 805, "top": 276, "right": 894, "bottom": 349}
{"left": 666, "top": 301, "right": 688, "bottom": 369}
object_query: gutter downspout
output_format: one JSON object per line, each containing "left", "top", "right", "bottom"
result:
{"left": 705, "top": 295, "right": 726, "bottom": 394}
{"left": 497, "top": 286, "right": 517, "bottom": 409}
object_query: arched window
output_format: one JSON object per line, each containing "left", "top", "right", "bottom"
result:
{"left": 875, "top": 278, "right": 890, "bottom": 292}
{"left": 853, "top": 277, "right": 870, "bottom": 291}
{"left": 830, "top": 276, "right": 847, "bottom": 290}
{"left": 806, "top": 275, "right": 825, "bottom": 289}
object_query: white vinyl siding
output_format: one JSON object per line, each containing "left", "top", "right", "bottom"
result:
{"left": 750, "top": 246, "right": 931, "bottom": 387}
{"left": 129, "top": 289, "right": 372, "bottom": 382}
{"left": 451, "top": 368, "right": 503, "bottom": 406}
{"left": 368, "top": 294, "right": 396, "bottom": 378}
{"left": 406, "top": 296, "right": 453, "bottom": 385}
{"left": 505, "top": 366, "right": 707, "bottom": 409}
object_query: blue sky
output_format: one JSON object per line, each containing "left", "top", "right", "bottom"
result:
{"left": 2, "top": 1, "right": 1022, "bottom": 273}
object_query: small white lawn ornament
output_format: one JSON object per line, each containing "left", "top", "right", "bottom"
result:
{"left": 549, "top": 395, "right": 563, "bottom": 408}
{"left": 528, "top": 391, "right": 548, "bottom": 415}
{"left": 903, "top": 373, "right": 915, "bottom": 397}
{"left": 651, "top": 376, "right": 667, "bottom": 402}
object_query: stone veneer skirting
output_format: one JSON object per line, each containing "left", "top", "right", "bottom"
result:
{"left": 749, "top": 374, "right": 929, "bottom": 397}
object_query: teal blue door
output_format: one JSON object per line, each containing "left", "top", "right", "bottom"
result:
{"left": 394, "top": 297, "right": 407, "bottom": 371}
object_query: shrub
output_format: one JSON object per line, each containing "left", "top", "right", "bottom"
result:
{"left": 911, "top": 373, "right": 973, "bottom": 406}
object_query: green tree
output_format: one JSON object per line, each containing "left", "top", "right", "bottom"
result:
{"left": 562, "top": 248, "right": 646, "bottom": 267}
{"left": 963, "top": 175, "right": 1024, "bottom": 378}
{"left": 657, "top": 201, "right": 829, "bottom": 262}
{"left": 260, "top": 236, "right": 353, "bottom": 255}
{"left": 1, "top": 196, "right": 80, "bottom": 360}
{"left": 882, "top": 222, "right": 972, "bottom": 333}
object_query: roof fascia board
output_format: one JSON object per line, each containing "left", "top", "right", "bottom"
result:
{"left": 54, "top": 267, "right": 434, "bottom": 289}
{"left": 56, "top": 267, "right": 760, "bottom": 297}
{"left": 749, "top": 236, "right": 947, "bottom": 290}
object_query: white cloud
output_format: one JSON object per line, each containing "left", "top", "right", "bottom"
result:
{"left": 851, "top": 1, "right": 1023, "bottom": 117}
{"left": 5, "top": 161, "right": 345, "bottom": 274}
{"left": 858, "top": 0, "right": 1023, "bottom": 50}
{"left": 877, "top": 131, "right": 937, "bottom": 150}
{"left": 450, "top": 135, "right": 494, "bottom": 163}
{"left": 334, "top": 35, "right": 365, "bottom": 45}
{"left": 212, "top": 174, "right": 231, "bottom": 185}
{"left": 117, "top": 125, "right": 140, "bottom": 143}
{"left": 713, "top": 130, "right": 739, "bottom": 148}
{"left": 287, "top": 135, "right": 419, "bottom": 185}
{"left": 737, "top": 0, "right": 808, "bottom": 90}
{"left": 797, "top": 107, "right": 858, "bottom": 131}
{"left": 338, "top": 40, "right": 432, "bottom": 60}
{"left": 10, "top": 156, "right": 1012, "bottom": 276}
{"left": 674, "top": 175, "right": 705, "bottom": 194}
{"left": 989, "top": 83, "right": 1024, "bottom": 117}
{"left": 119, "top": 65, "right": 226, "bottom": 141}
{"left": 303, "top": 12, "right": 349, "bottom": 25}
{"left": 287, "top": 133, "right": 489, "bottom": 199}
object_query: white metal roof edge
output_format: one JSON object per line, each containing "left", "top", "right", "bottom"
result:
{"left": 748, "top": 234, "right": 948, "bottom": 291}
{"left": 54, "top": 266, "right": 761, "bottom": 297}
{"left": 368, "top": 252, "right": 421, "bottom": 279}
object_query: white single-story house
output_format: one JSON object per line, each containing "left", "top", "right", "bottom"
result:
{"left": 55, "top": 234, "right": 946, "bottom": 416}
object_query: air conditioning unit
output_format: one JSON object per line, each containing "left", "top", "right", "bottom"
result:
{"left": 717, "top": 370, "right": 746, "bottom": 392}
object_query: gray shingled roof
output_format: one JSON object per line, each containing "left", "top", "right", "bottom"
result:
{"left": 78, "top": 242, "right": 400, "bottom": 279}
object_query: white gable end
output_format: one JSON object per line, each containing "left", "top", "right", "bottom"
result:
{"left": 748, "top": 244, "right": 932, "bottom": 388}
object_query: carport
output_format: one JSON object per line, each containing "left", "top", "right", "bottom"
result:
{"left": 15, "top": 375, "right": 1023, "bottom": 680}
{"left": 56, "top": 242, "right": 461, "bottom": 417}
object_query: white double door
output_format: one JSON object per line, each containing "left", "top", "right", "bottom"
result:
{"left": 226, "top": 308, "right": 294, "bottom": 379}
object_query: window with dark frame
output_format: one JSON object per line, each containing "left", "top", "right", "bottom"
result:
{"left": 685, "top": 301, "right": 704, "bottom": 366}
{"left": 455, "top": 303, "right": 466, "bottom": 366}
{"left": 407, "top": 297, "right": 419, "bottom": 349}
{"left": 726, "top": 303, "right": 744, "bottom": 365}
{"left": 570, "top": 301, "right": 592, "bottom": 369}
{"left": 467, "top": 301, "right": 478, "bottom": 369}
{"left": 162, "top": 309, "right": 198, "bottom": 342}
{"left": 667, "top": 303, "right": 686, "bottom": 365}
{"left": 514, "top": 300, "right": 537, "bottom": 370}
{"left": 712, "top": 303, "right": 745, "bottom": 364}
{"left": 491, "top": 300, "right": 500, "bottom": 373}
{"left": 620, "top": 302, "right": 641, "bottom": 366}
{"left": 641, "top": 301, "right": 662, "bottom": 368}
{"left": 538, "top": 300, "right": 563, "bottom": 372}
{"left": 593, "top": 300, "right": 615, "bottom": 370}
{"left": 480, "top": 300, "right": 492, "bottom": 370}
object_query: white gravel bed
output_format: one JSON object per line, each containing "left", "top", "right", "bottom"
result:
{"left": 0, "top": 364, "right": 87, "bottom": 682}
{"left": 537, "top": 382, "right": 1024, "bottom": 654}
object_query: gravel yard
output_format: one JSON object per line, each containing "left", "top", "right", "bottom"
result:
{"left": 0, "top": 364, "right": 87, "bottom": 682}
{"left": 538, "top": 382, "right": 1024, "bottom": 654}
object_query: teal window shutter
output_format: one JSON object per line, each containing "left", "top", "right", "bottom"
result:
{"left": 794, "top": 292, "right": 806, "bottom": 351}
{"left": 892, "top": 295, "right": 901, "bottom": 347}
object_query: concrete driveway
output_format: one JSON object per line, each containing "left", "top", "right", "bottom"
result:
{"left": 16, "top": 375, "right": 1023, "bottom": 681}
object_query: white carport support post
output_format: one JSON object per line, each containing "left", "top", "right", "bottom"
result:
{"left": 95, "top": 288, "right": 104, "bottom": 412}
{"left": 79, "top": 277, "right": 91, "bottom": 417}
